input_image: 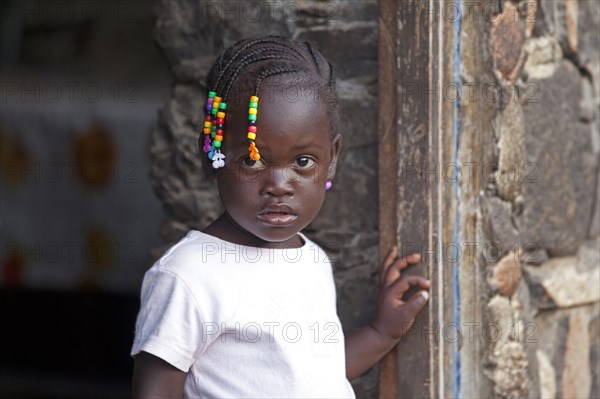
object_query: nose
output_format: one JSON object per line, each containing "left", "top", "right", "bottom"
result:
{"left": 263, "top": 166, "right": 294, "bottom": 197}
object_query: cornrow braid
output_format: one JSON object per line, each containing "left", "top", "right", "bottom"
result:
{"left": 201, "top": 36, "right": 340, "bottom": 170}
{"left": 214, "top": 46, "right": 302, "bottom": 91}
{"left": 222, "top": 54, "right": 297, "bottom": 100}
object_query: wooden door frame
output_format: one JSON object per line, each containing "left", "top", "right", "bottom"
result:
{"left": 378, "top": 0, "right": 462, "bottom": 397}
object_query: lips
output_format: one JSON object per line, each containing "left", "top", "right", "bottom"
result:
{"left": 257, "top": 203, "right": 298, "bottom": 226}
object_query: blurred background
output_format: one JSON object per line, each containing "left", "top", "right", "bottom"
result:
{"left": 1, "top": 1, "right": 171, "bottom": 397}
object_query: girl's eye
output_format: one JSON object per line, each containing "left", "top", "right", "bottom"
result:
{"left": 242, "top": 157, "right": 265, "bottom": 169}
{"left": 295, "top": 156, "right": 315, "bottom": 168}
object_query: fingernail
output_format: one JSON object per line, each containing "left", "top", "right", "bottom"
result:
{"left": 420, "top": 291, "right": 429, "bottom": 301}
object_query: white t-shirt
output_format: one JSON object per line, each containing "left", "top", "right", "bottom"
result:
{"left": 131, "top": 230, "right": 356, "bottom": 398}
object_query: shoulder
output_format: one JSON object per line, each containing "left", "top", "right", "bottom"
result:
{"left": 297, "top": 232, "right": 335, "bottom": 270}
{"left": 154, "top": 230, "right": 219, "bottom": 274}
{"left": 140, "top": 230, "right": 230, "bottom": 297}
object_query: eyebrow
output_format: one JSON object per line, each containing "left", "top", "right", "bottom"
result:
{"left": 289, "top": 142, "right": 324, "bottom": 151}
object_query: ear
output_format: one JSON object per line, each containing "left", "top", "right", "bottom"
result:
{"left": 327, "top": 134, "right": 342, "bottom": 180}
{"left": 198, "top": 136, "right": 217, "bottom": 181}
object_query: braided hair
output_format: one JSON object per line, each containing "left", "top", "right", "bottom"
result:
{"left": 201, "top": 36, "right": 340, "bottom": 169}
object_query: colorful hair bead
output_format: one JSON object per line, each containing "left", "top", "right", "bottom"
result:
{"left": 247, "top": 96, "right": 260, "bottom": 161}
{"left": 202, "top": 90, "right": 226, "bottom": 169}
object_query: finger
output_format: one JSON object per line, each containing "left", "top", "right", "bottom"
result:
{"left": 389, "top": 275, "right": 431, "bottom": 298}
{"left": 383, "top": 253, "right": 421, "bottom": 288}
{"left": 380, "top": 246, "right": 397, "bottom": 285}
{"left": 402, "top": 290, "right": 430, "bottom": 317}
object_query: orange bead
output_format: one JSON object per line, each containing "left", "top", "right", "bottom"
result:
{"left": 250, "top": 96, "right": 259, "bottom": 103}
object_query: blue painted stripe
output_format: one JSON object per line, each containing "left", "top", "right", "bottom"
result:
{"left": 452, "top": 1, "right": 462, "bottom": 398}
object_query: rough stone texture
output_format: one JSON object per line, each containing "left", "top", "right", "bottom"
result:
{"left": 562, "top": 308, "right": 591, "bottom": 399}
{"left": 522, "top": 35, "right": 563, "bottom": 80}
{"left": 525, "top": 239, "right": 600, "bottom": 308}
{"left": 497, "top": 100, "right": 525, "bottom": 201}
{"left": 482, "top": 196, "right": 519, "bottom": 252}
{"left": 516, "top": 60, "right": 598, "bottom": 256}
{"left": 150, "top": 1, "right": 380, "bottom": 395}
{"left": 577, "top": 0, "right": 600, "bottom": 69}
{"left": 590, "top": 312, "right": 600, "bottom": 399}
{"left": 491, "top": 0, "right": 527, "bottom": 82}
{"left": 470, "top": 0, "right": 600, "bottom": 397}
{"left": 489, "top": 251, "right": 522, "bottom": 298}
{"left": 536, "top": 349, "right": 556, "bottom": 399}
{"left": 491, "top": 342, "right": 530, "bottom": 399}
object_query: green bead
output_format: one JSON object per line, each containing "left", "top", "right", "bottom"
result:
{"left": 248, "top": 114, "right": 257, "bottom": 121}
{"left": 213, "top": 140, "right": 222, "bottom": 148}
{"left": 219, "top": 102, "right": 227, "bottom": 109}
{"left": 249, "top": 101, "right": 258, "bottom": 108}
{"left": 211, "top": 108, "right": 218, "bottom": 115}
{"left": 211, "top": 131, "right": 216, "bottom": 138}
{"left": 211, "top": 125, "right": 216, "bottom": 132}
{"left": 208, "top": 91, "right": 216, "bottom": 98}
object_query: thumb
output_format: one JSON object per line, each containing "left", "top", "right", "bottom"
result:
{"left": 404, "top": 290, "right": 429, "bottom": 316}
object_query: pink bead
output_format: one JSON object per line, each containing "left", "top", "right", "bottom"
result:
{"left": 325, "top": 181, "right": 332, "bottom": 190}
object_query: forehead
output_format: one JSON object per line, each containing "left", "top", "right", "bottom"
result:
{"left": 224, "top": 82, "right": 332, "bottom": 151}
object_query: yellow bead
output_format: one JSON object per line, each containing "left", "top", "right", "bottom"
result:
{"left": 248, "top": 108, "right": 257, "bottom": 115}
{"left": 247, "top": 132, "right": 256, "bottom": 140}
{"left": 217, "top": 111, "right": 225, "bottom": 118}
{"left": 204, "top": 121, "right": 211, "bottom": 128}
{"left": 250, "top": 96, "right": 259, "bottom": 103}
{"left": 214, "top": 135, "right": 223, "bottom": 142}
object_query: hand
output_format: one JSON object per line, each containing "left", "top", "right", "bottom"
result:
{"left": 371, "top": 246, "right": 431, "bottom": 343}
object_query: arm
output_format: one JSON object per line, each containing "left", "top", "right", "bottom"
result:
{"left": 345, "top": 247, "right": 430, "bottom": 381}
{"left": 132, "top": 351, "right": 187, "bottom": 399}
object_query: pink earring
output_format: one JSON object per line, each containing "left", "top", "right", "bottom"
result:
{"left": 325, "top": 180, "right": 332, "bottom": 191}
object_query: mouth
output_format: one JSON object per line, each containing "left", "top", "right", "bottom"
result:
{"left": 257, "top": 205, "right": 298, "bottom": 226}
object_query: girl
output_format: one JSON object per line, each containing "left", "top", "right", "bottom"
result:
{"left": 131, "top": 36, "right": 430, "bottom": 398}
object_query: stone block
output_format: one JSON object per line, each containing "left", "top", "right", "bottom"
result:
{"left": 578, "top": 0, "right": 600, "bottom": 68}
{"left": 297, "top": 26, "right": 378, "bottom": 80}
{"left": 590, "top": 313, "right": 600, "bottom": 399}
{"left": 533, "top": 304, "right": 599, "bottom": 398}
{"left": 482, "top": 196, "right": 519, "bottom": 252}
{"left": 497, "top": 100, "right": 525, "bottom": 201}
{"left": 522, "top": 36, "right": 563, "bottom": 80}
{"left": 492, "top": 342, "right": 529, "bottom": 399}
{"left": 490, "top": 251, "right": 522, "bottom": 298}
{"left": 536, "top": 349, "right": 557, "bottom": 399}
{"left": 487, "top": 295, "right": 513, "bottom": 349}
{"left": 524, "top": 241, "right": 600, "bottom": 308}
{"left": 516, "top": 60, "right": 597, "bottom": 255}
{"left": 491, "top": 0, "right": 526, "bottom": 82}
{"left": 562, "top": 308, "right": 592, "bottom": 399}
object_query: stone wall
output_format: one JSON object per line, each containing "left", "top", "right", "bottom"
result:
{"left": 150, "top": 0, "right": 380, "bottom": 395}
{"left": 463, "top": 0, "right": 600, "bottom": 397}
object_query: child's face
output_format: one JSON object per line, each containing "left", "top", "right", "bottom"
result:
{"left": 215, "top": 84, "right": 341, "bottom": 245}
